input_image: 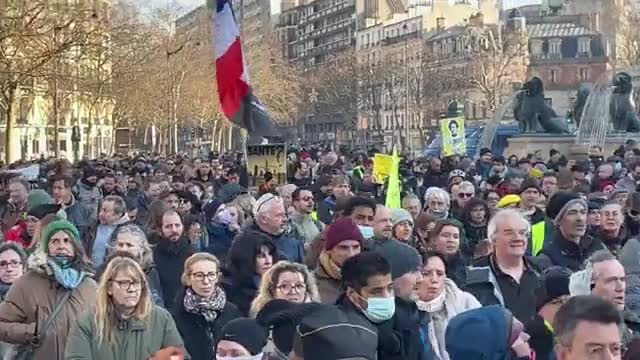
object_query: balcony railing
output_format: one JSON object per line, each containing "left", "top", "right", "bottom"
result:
{"left": 299, "top": 18, "right": 354, "bottom": 41}
{"left": 300, "top": 0, "right": 355, "bottom": 24}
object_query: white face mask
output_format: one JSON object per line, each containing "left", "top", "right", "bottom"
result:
{"left": 217, "top": 353, "right": 264, "bottom": 360}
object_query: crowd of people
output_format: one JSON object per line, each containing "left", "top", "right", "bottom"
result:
{"left": 0, "top": 140, "right": 638, "bottom": 359}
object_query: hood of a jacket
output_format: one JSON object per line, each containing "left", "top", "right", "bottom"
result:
{"left": 445, "top": 305, "right": 511, "bottom": 360}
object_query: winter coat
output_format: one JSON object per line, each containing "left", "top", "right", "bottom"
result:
{"left": 418, "top": 279, "right": 481, "bottom": 360}
{"left": 63, "top": 196, "right": 94, "bottom": 242}
{"left": 445, "top": 255, "right": 468, "bottom": 288}
{"left": 317, "top": 196, "right": 337, "bottom": 225}
{"left": 152, "top": 236, "right": 194, "bottom": 311}
{"left": 314, "top": 263, "right": 342, "bottom": 305}
{"left": 536, "top": 232, "right": 606, "bottom": 272}
{"left": 0, "top": 251, "right": 97, "bottom": 360}
{"left": 461, "top": 223, "right": 487, "bottom": 259}
{"left": 617, "top": 175, "right": 639, "bottom": 194}
{"left": 83, "top": 216, "right": 132, "bottom": 267}
{"left": 4, "top": 222, "right": 31, "bottom": 249}
{"left": 206, "top": 222, "right": 236, "bottom": 263}
{"left": 242, "top": 225, "right": 304, "bottom": 264}
{"left": 390, "top": 297, "right": 437, "bottom": 360}
{"left": 64, "top": 305, "right": 186, "bottom": 360}
{"left": 220, "top": 275, "right": 259, "bottom": 317}
{"left": 74, "top": 180, "right": 102, "bottom": 220}
{"left": 95, "top": 263, "right": 165, "bottom": 308}
{"left": 621, "top": 237, "right": 640, "bottom": 317}
{"left": 171, "top": 289, "right": 241, "bottom": 360}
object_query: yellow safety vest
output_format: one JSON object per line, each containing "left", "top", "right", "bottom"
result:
{"left": 311, "top": 211, "right": 318, "bottom": 221}
{"left": 531, "top": 221, "right": 546, "bottom": 256}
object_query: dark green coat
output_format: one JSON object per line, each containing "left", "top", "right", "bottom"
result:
{"left": 64, "top": 305, "right": 188, "bottom": 360}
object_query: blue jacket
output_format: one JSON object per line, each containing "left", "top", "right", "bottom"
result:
{"left": 207, "top": 222, "right": 236, "bottom": 262}
{"left": 246, "top": 224, "right": 305, "bottom": 264}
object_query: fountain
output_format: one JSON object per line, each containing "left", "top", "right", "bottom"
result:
{"left": 475, "top": 90, "right": 521, "bottom": 158}
{"left": 574, "top": 73, "right": 612, "bottom": 154}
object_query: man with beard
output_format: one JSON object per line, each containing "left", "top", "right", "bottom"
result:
{"left": 51, "top": 173, "right": 94, "bottom": 241}
{"left": 151, "top": 209, "right": 193, "bottom": 310}
{"left": 136, "top": 177, "right": 162, "bottom": 227}
{"left": 243, "top": 194, "right": 304, "bottom": 263}
{"left": 288, "top": 188, "right": 323, "bottom": 247}
{"left": 536, "top": 193, "right": 605, "bottom": 271}
{"left": 3, "top": 178, "right": 29, "bottom": 233}
{"left": 424, "top": 187, "right": 450, "bottom": 220}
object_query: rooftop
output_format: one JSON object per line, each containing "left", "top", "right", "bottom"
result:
{"left": 527, "top": 22, "right": 596, "bottom": 38}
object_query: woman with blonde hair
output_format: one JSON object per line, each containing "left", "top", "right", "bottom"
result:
{"left": 250, "top": 260, "right": 319, "bottom": 317}
{"left": 65, "top": 257, "right": 185, "bottom": 359}
{"left": 96, "top": 224, "right": 165, "bottom": 307}
{"left": 171, "top": 253, "right": 241, "bottom": 360}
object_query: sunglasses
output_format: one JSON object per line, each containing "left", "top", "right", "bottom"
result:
{"left": 458, "top": 193, "right": 473, "bottom": 199}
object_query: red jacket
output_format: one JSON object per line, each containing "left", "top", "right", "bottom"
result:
{"left": 4, "top": 222, "right": 30, "bottom": 248}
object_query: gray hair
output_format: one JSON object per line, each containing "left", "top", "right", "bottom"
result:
{"left": 458, "top": 181, "right": 475, "bottom": 192}
{"left": 424, "top": 187, "right": 450, "bottom": 205}
{"left": 109, "top": 224, "right": 154, "bottom": 269}
{"left": 254, "top": 194, "right": 283, "bottom": 219}
{"left": 487, "top": 209, "right": 531, "bottom": 242}
{"left": 103, "top": 195, "right": 126, "bottom": 217}
{"left": 402, "top": 194, "right": 421, "bottom": 206}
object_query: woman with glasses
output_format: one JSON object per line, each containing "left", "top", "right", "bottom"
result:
{"left": 249, "top": 261, "right": 319, "bottom": 317}
{"left": 65, "top": 257, "right": 185, "bottom": 360}
{"left": 416, "top": 251, "right": 480, "bottom": 360}
{"left": 484, "top": 190, "right": 501, "bottom": 216}
{"left": 172, "top": 253, "right": 241, "bottom": 360}
{"left": 0, "top": 243, "right": 26, "bottom": 300}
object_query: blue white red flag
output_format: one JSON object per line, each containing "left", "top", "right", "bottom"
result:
{"left": 209, "top": 0, "right": 277, "bottom": 136}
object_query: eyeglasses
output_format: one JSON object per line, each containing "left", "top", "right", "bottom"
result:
{"left": 191, "top": 272, "right": 219, "bottom": 282}
{"left": 113, "top": 279, "right": 141, "bottom": 290}
{"left": 458, "top": 193, "right": 473, "bottom": 199}
{"left": 0, "top": 260, "right": 22, "bottom": 269}
{"left": 275, "top": 283, "right": 306, "bottom": 294}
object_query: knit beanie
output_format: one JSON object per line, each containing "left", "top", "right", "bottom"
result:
{"left": 325, "top": 218, "right": 364, "bottom": 251}
{"left": 546, "top": 192, "right": 581, "bottom": 220}
{"left": 374, "top": 240, "right": 421, "bottom": 280}
{"left": 40, "top": 220, "right": 81, "bottom": 252}
{"left": 391, "top": 208, "right": 413, "bottom": 228}
{"left": 26, "top": 190, "right": 53, "bottom": 212}
{"left": 218, "top": 318, "right": 268, "bottom": 355}
{"left": 535, "top": 266, "right": 572, "bottom": 310}
{"left": 480, "top": 148, "right": 492, "bottom": 157}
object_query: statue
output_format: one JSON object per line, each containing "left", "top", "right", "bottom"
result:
{"left": 571, "top": 85, "right": 591, "bottom": 128}
{"left": 610, "top": 72, "right": 640, "bottom": 133}
{"left": 513, "top": 77, "right": 570, "bottom": 134}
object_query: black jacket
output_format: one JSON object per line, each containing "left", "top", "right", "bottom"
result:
{"left": 221, "top": 274, "right": 260, "bottom": 316}
{"left": 152, "top": 236, "right": 194, "bottom": 310}
{"left": 388, "top": 297, "right": 436, "bottom": 360}
{"left": 536, "top": 232, "right": 605, "bottom": 272}
{"left": 171, "top": 289, "right": 242, "bottom": 360}
{"left": 526, "top": 315, "right": 555, "bottom": 360}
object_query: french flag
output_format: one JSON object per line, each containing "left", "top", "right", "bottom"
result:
{"left": 210, "top": 0, "right": 278, "bottom": 137}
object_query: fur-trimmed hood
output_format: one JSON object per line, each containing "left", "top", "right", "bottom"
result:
{"left": 27, "top": 249, "right": 94, "bottom": 277}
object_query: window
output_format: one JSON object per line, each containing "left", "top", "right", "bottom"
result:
{"left": 548, "top": 38, "right": 562, "bottom": 58}
{"left": 530, "top": 39, "right": 544, "bottom": 59}
{"left": 579, "top": 67, "right": 589, "bottom": 82}
{"left": 577, "top": 37, "right": 591, "bottom": 56}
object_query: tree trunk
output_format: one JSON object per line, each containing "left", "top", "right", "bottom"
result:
{"left": 4, "top": 86, "right": 18, "bottom": 164}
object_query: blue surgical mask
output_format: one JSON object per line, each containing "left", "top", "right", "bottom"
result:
{"left": 360, "top": 295, "right": 395, "bottom": 323}
{"left": 358, "top": 225, "right": 374, "bottom": 239}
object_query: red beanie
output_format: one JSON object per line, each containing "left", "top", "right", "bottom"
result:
{"left": 325, "top": 218, "right": 364, "bottom": 251}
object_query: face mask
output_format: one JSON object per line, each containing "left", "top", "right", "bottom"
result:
{"left": 358, "top": 225, "right": 374, "bottom": 239}
{"left": 217, "top": 354, "right": 264, "bottom": 360}
{"left": 358, "top": 294, "right": 395, "bottom": 323}
{"left": 431, "top": 210, "right": 448, "bottom": 220}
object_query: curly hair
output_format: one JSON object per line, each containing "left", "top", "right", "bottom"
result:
{"left": 249, "top": 261, "right": 319, "bottom": 317}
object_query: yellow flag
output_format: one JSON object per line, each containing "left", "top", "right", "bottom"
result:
{"left": 385, "top": 147, "right": 401, "bottom": 209}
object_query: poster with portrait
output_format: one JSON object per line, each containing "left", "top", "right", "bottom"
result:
{"left": 247, "top": 144, "right": 287, "bottom": 183}
{"left": 440, "top": 116, "right": 466, "bottom": 157}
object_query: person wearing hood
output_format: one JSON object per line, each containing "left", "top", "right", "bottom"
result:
{"left": 587, "top": 200, "right": 602, "bottom": 236}
{"left": 315, "top": 217, "right": 363, "bottom": 304}
{"left": 391, "top": 208, "right": 417, "bottom": 247}
{"left": 151, "top": 209, "right": 194, "bottom": 310}
{"left": 84, "top": 195, "right": 131, "bottom": 268}
{"left": 75, "top": 165, "right": 103, "bottom": 220}
{"left": 417, "top": 252, "right": 481, "bottom": 360}
{"left": 0, "top": 219, "right": 96, "bottom": 360}
{"left": 51, "top": 173, "right": 94, "bottom": 241}
{"left": 241, "top": 194, "right": 304, "bottom": 264}
{"left": 536, "top": 194, "right": 605, "bottom": 271}
{"left": 625, "top": 192, "right": 640, "bottom": 238}
{"left": 477, "top": 148, "right": 494, "bottom": 180}
{"left": 424, "top": 187, "right": 450, "bottom": 221}
{"left": 207, "top": 203, "right": 242, "bottom": 263}
{"left": 4, "top": 189, "right": 57, "bottom": 249}
{"left": 445, "top": 305, "right": 535, "bottom": 360}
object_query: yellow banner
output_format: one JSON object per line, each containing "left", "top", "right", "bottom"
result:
{"left": 441, "top": 116, "right": 466, "bottom": 157}
{"left": 373, "top": 153, "right": 393, "bottom": 184}
{"left": 385, "top": 147, "right": 401, "bottom": 209}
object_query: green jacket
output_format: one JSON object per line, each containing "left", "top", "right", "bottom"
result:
{"left": 64, "top": 305, "right": 188, "bottom": 360}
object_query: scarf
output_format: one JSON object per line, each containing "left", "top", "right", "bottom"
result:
{"left": 416, "top": 291, "right": 446, "bottom": 313}
{"left": 318, "top": 250, "right": 341, "bottom": 281}
{"left": 183, "top": 287, "right": 226, "bottom": 323}
{"left": 47, "top": 258, "right": 86, "bottom": 289}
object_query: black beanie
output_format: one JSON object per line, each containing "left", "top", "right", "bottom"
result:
{"left": 546, "top": 192, "right": 580, "bottom": 220}
{"left": 519, "top": 177, "right": 541, "bottom": 195}
{"left": 535, "top": 266, "right": 571, "bottom": 310}
{"left": 218, "top": 318, "right": 268, "bottom": 355}
{"left": 82, "top": 166, "right": 97, "bottom": 179}
{"left": 480, "top": 148, "right": 492, "bottom": 157}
